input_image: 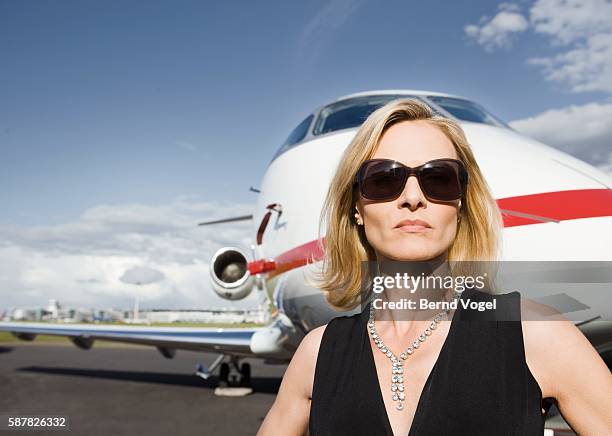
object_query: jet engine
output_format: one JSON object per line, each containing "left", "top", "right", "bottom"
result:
{"left": 209, "top": 246, "right": 255, "bottom": 300}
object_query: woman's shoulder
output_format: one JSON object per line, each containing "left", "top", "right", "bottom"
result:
{"left": 293, "top": 321, "right": 333, "bottom": 371}
{"left": 300, "top": 323, "right": 328, "bottom": 356}
{"left": 296, "top": 311, "right": 364, "bottom": 367}
{"left": 467, "top": 286, "right": 519, "bottom": 300}
{"left": 300, "top": 310, "right": 363, "bottom": 353}
{"left": 518, "top": 295, "right": 586, "bottom": 400}
{"left": 296, "top": 312, "right": 364, "bottom": 395}
{"left": 519, "top": 296, "right": 612, "bottom": 433}
{"left": 282, "top": 324, "right": 329, "bottom": 401}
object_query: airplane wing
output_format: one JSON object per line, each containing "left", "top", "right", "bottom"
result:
{"left": 0, "top": 321, "right": 262, "bottom": 358}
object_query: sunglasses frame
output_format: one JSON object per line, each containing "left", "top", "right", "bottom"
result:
{"left": 353, "top": 158, "right": 469, "bottom": 202}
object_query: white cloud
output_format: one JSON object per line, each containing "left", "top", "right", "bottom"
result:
{"left": 0, "top": 198, "right": 264, "bottom": 311}
{"left": 509, "top": 101, "right": 612, "bottom": 173}
{"left": 466, "top": 2, "right": 612, "bottom": 179}
{"left": 464, "top": 3, "right": 529, "bottom": 51}
{"left": 465, "top": 0, "right": 612, "bottom": 93}
{"left": 527, "top": 0, "right": 612, "bottom": 93}
{"left": 529, "top": 0, "right": 612, "bottom": 45}
{"left": 527, "top": 30, "right": 612, "bottom": 93}
{"left": 595, "top": 152, "right": 612, "bottom": 175}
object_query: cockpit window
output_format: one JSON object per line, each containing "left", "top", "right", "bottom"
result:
{"left": 312, "top": 95, "right": 422, "bottom": 136}
{"left": 271, "top": 114, "right": 314, "bottom": 161}
{"left": 426, "top": 96, "right": 508, "bottom": 127}
{"left": 270, "top": 94, "right": 509, "bottom": 164}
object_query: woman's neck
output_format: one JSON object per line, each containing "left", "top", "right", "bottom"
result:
{"left": 369, "top": 251, "right": 456, "bottom": 326}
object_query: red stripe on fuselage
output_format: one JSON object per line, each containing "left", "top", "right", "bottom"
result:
{"left": 258, "top": 189, "right": 612, "bottom": 278}
{"left": 498, "top": 189, "right": 612, "bottom": 227}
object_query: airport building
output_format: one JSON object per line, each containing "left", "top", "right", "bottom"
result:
{"left": 4, "top": 299, "right": 267, "bottom": 324}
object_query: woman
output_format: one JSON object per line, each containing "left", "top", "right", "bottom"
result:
{"left": 257, "top": 99, "right": 611, "bottom": 435}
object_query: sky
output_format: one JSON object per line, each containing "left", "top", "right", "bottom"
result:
{"left": 1, "top": 0, "right": 611, "bottom": 312}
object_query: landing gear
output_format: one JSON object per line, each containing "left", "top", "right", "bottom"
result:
{"left": 239, "top": 362, "right": 251, "bottom": 387}
{"left": 196, "top": 354, "right": 252, "bottom": 391}
{"left": 194, "top": 354, "right": 225, "bottom": 380}
{"left": 218, "top": 362, "right": 230, "bottom": 387}
{"left": 225, "top": 356, "right": 251, "bottom": 388}
{"left": 213, "top": 356, "right": 254, "bottom": 397}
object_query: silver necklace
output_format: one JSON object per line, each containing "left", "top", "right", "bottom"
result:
{"left": 367, "top": 303, "right": 452, "bottom": 411}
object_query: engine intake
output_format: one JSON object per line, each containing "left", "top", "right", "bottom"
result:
{"left": 209, "top": 246, "right": 255, "bottom": 300}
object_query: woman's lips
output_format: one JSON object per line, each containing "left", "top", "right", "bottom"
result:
{"left": 394, "top": 225, "right": 431, "bottom": 233}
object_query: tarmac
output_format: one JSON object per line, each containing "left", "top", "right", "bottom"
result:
{"left": 0, "top": 342, "right": 577, "bottom": 436}
{"left": 0, "top": 342, "right": 286, "bottom": 435}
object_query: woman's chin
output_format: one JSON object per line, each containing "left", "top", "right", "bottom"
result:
{"left": 386, "top": 250, "right": 438, "bottom": 262}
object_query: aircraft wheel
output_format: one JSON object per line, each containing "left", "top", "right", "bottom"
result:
{"left": 239, "top": 362, "right": 251, "bottom": 387}
{"left": 219, "top": 362, "right": 230, "bottom": 387}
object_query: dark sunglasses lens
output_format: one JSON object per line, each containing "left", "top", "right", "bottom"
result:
{"left": 361, "top": 162, "right": 405, "bottom": 200}
{"left": 420, "top": 163, "right": 462, "bottom": 201}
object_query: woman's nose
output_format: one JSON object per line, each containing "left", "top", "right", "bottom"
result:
{"left": 398, "top": 175, "right": 426, "bottom": 208}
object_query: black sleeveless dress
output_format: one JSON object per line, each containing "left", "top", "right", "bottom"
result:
{"left": 309, "top": 287, "right": 551, "bottom": 435}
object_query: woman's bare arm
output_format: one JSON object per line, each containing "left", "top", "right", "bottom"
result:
{"left": 522, "top": 300, "right": 612, "bottom": 435}
{"left": 257, "top": 324, "right": 327, "bottom": 436}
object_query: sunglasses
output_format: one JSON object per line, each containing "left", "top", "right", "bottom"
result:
{"left": 353, "top": 158, "right": 468, "bottom": 202}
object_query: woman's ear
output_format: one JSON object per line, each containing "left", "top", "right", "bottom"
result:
{"left": 457, "top": 200, "right": 462, "bottom": 223}
{"left": 354, "top": 206, "right": 363, "bottom": 226}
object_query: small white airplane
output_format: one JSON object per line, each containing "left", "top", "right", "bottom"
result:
{"left": 2, "top": 90, "right": 611, "bottom": 393}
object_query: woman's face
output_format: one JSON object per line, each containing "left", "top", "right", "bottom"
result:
{"left": 355, "top": 120, "right": 461, "bottom": 262}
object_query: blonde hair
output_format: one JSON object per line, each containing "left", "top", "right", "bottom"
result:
{"left": 306, "top": 98, "right": 503, "bottom": 311}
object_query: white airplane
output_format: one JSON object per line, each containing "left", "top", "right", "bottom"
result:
{"left": 1, "top": 90, "right": 611, "bottom": 394}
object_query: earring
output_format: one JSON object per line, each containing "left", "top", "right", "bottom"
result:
{"left": 354, "top": 211, "right": 363, "bottom": 226}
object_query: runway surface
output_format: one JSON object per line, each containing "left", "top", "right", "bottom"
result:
{"left": 0, "top": 342, "right": 578, "bottom": 436}
{"left": 0, "top": 343, "right": 286, "bottom": 435}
